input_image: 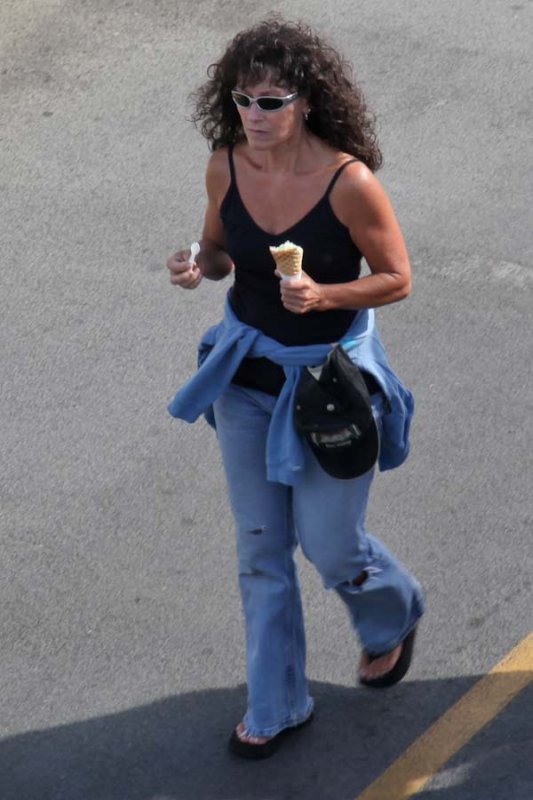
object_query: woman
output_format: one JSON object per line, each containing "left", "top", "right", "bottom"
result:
{"left": 166, "top": 18, "right": 424, "bottom": 759}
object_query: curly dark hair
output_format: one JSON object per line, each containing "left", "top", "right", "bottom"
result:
{"left": 190, "top": 18, "right": 382, "bottom": 172}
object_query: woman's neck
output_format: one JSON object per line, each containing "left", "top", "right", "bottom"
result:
{"left": 247, "top": 131, "right": 330, "bottom": 175}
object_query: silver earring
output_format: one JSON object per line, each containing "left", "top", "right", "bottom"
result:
{"left": 304, "top": 111, "right": 309, "bottom": 121}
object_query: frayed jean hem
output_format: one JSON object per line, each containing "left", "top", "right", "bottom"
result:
{"left": 242, "top": 699, "right": 314, "bottom": 738}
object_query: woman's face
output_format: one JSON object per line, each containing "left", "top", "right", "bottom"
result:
{"left": 233, "top": 76, "right": 308, "bottom": 150}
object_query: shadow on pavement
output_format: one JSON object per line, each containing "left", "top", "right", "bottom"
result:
{"left": 1, "top": 675, "right": 531, "bottom": 800}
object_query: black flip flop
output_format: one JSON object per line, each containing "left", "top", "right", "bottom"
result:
{"left": 228, "top": 713, "right": 314, "bottom": 759}
{"left": 359, "top": 625, "right": 417, "bottom": 689}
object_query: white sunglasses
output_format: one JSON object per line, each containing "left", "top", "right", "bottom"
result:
{"left": 231, "top": 90, "right": 299, "bottom": 112}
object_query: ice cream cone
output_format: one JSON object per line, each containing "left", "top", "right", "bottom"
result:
{"left": 269, "top": 241, "right": 303, "bottom": 281}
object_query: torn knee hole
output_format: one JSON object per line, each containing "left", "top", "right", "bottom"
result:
{"left": 350, "top": 570, "right": 368, "bottom": 587}
{"left": 247, "top": 526, "right": 267, "bottom": 535}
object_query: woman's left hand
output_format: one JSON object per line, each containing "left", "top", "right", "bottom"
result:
{"left": 278, "top": 270, "right": 326, "bottom": 314}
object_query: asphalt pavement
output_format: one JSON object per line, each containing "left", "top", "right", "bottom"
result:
{"left": 1, "top": 1, "right": 532, "bottom": 798}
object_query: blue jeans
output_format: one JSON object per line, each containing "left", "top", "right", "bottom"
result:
{"left": 213, "top": 384, "right": 424, "bottom": 738}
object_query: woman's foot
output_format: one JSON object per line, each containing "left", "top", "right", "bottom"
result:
{"left": 235, "top": 722, "right": 272, "bottom": 747}
{"left": 358, "top": 644, "right": 403, "bottom": 681}
{"left": 228, "top": 714, "right": 314, "bottom": 759}
{"left": 358, "top": 626, "right": 418, "bottom": 689}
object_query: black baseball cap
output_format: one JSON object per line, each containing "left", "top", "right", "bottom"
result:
{"left": 294, "top": 345, "right": 380, "bottom": 479}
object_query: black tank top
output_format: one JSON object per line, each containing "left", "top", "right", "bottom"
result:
{"left": 220, "top": 146, "right": 362, "bottom": 346}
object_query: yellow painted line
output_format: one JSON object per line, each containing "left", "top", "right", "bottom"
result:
{"left": 356, "top": 632, "right": 533, "bottom": 800}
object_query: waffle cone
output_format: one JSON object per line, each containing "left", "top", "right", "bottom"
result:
{"left": 269, "top": 241, "right": 303, "bottom": 279}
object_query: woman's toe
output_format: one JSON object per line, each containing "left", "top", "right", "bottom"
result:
{"left": 235, "top": 722, "right": 271, "bottom": 746}
{"left": 359, "top": 643, "right": 402, "bottom": 680}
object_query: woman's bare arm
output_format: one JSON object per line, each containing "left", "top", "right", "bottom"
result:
{"left": 197, "top": 149, "right": 234, "bottom": 280}
{"left": 166, "top": 149, "right": 234, "bottom": 286}
{"left": 280, "top": 162, "right": 411, "bottom": 313}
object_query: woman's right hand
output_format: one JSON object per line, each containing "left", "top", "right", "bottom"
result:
{"left": 166, "top": 249, "right": 203, "bottom": 290}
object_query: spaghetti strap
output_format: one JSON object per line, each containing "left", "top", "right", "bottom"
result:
{"left": 325, "top": 158, "right": 358, "bottom": 196}
{"left": 227, "top": 144, "right": 236, "bottom": 184}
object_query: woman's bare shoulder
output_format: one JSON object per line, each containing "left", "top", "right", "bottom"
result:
{"left": 337, "top": 155, "right": 372, "bottom": 181}
{"left": 205, "top": 147, "right": 231, "bottom": 202}
{"left": 331, "top": 159, "right": 398, "bottom": 231}
{"left": 206, "top": 147, "right": 230, "bottom": 178}
{"left": 332, "top": 159, "right": 384, "bottom": 204}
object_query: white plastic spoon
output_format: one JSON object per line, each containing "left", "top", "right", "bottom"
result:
{"left": 188, "top": 241, "right": 200, "bottom": 265}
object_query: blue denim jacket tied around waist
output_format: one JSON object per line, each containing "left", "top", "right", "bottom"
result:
{"left": 167, "top": 292, "right": 414, "bottom": 486}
